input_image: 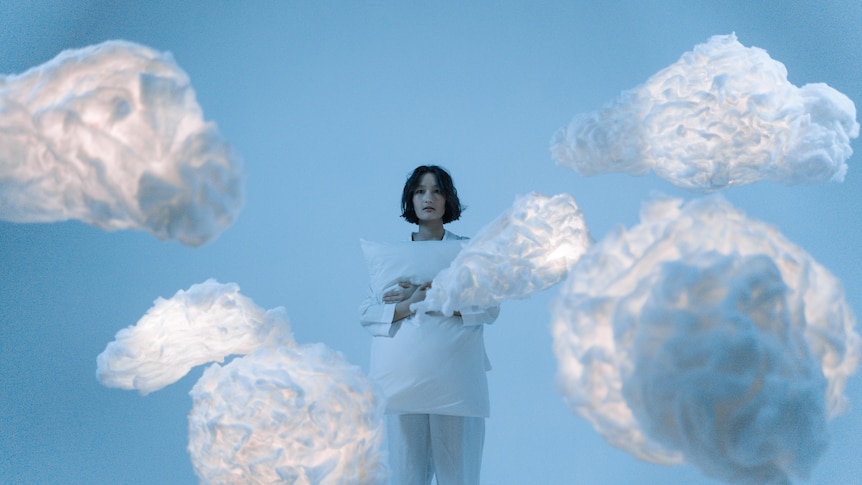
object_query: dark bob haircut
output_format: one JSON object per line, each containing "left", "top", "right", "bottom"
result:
{"left": 400, "top": 165, "right": 464, "bottom": 224}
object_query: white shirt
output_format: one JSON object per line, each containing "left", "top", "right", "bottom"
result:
{"left": 359, "top": 230, "right": 499, "bottom": 417}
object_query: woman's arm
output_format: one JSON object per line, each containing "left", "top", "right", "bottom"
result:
{"left": 392, "top": 282, "right": 430, "bottom": 322}
{"left": 359, "top": 281, "right": 427, "bottom": 337}
{"left": 358, "top": 289, "right": 398, "bottom": 337}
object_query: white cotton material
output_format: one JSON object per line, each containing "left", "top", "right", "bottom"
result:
{"left": 550, "top": 33, "right": 859, "bottom": 191}
{"left": 96, "top": 279, "right": 292, "bottom": 395}
{"left": 416, "top": 193, "right": 591, "bottom": 316}
{"left": 0, "top": 40, "right": 244, "bottom": 246}
{"left": 98, "top": 281, "right": 387, "bottom": 482}
{"left": 188, "top": 343, "right": 388, "bottom": 485}
{"left": 551, "top": 196, "right": 860, "bottom": 484}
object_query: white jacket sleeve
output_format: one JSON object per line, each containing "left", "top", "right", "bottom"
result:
{"left": 459, "top": 304, "right": 501, "bottom": 326}
{"left": 359, "top": 286, "right": 399, "bottom": 337}
{"left": 359, "top": 292, "right": 500, "bottom": 335}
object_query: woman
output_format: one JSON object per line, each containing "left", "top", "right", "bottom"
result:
{"left": 359, "top": 165, "right": 499, "bottom": 485}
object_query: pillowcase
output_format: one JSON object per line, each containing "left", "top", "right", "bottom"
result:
{"left": 360, "top": 239, "right": 465, "bottom": 296}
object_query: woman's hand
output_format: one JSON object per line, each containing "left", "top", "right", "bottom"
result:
{"left": 392, "top": 281, "right": 432, "bottom": 322}
{"left": 383, "top": 281, "right": 419, "bottom": 304}
{"left": 408, "top": 282, "right": 432, "bottom": 305}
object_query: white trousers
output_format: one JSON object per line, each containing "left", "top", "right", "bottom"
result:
{"left": 386, "top": 414, "right": 485, "bottom": 485}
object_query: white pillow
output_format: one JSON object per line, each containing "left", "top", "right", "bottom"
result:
{"left": 360, "top": 239, "right": 465, "bottom": 296}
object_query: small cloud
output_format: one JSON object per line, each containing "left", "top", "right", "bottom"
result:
{"left": 416, "top": 192, "right": 591, "bottom": 316}
{"left": 551, "top": 34, "right": 859, "bottom": 191}
{"left": 96, "top": 279, "right": 290, "bottom": 395}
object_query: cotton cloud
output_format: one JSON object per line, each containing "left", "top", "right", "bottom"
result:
{"left": 97, "top": 280, "right": 289, "bottom": 395}
{"left": 188, "top": 343, "right": 387, "bottom": 485}
{"left": 97, "top": 280, "right": 387, "bottom": 484}
{"left": 550, "top": 33, "right": 859, "bottom": 191}
{"left": 551, "top": 196, "right": 860, "bottom": 484}
{"left": 0, "top": 40, "right": 243, "bottom": 246}
{"left": 416, "top": 193, "right": 591, "bottom": 316}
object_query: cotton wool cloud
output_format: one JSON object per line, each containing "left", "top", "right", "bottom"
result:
{"left": 415, "top": 192, "right": 591, "bottom": 316}
{"left": 97, "top": 280, "right": 388, "bottom": 484}
{"left": 97, "top": 279, "right": 291, "bottom": 395}
{"left": 0, "top": 40, "right": 243, "bottom": 246}
{"left": 551, "top": 196, "right": 860, "bottom": 484}
{"left": 550, "top": 33, "right": 859, "bottom": 191}
{"left": 189, "top": 343, "right": 387, "bottom": 485}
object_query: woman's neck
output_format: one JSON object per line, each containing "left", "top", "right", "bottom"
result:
{"left": 412, "top": 223, "right": 445, "bottom": 241}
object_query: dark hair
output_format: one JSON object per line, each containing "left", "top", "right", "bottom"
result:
{"left": 400, "top": 165, "right": 464, "bottom": 224}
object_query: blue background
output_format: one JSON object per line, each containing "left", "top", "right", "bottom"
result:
{"left": 1, "top": 2, "right": 859, "bottom": 483}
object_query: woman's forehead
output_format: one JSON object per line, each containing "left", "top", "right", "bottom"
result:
{"left": 417, "top": 172, "right": 439, "bottom": 186}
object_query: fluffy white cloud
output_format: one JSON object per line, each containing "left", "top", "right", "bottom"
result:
{"left": 97, "top": 280, "right": 290, "bottom": 395}
{"left": 97, "top": 280, "right": 388, "bottom": 484}
{"left": 0, "top": 40, "right": 243, "bottom": 246}
{"left": 188, "top": 343, "right": 387, "bottom": 485}
{"left": 415, "top": 193, "right": 591, "bottom": 316}
{"left": 551, "top": 196, "right": 860, "bottom": 484}
{"left": 551, "top": 34, "right": 859, "bottom": 191}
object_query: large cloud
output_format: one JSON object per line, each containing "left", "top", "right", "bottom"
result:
{"left": 0, "top": 40, "right": 244, "bottom": 246}
{"left": 97, "top": 280, "right": 288, "bottom": 395}
{"left": 551, "top": 33, "right": 859, "bottom": 191}
{"left": 415, "top": 192, "right": 591, "bottom": 316}
{"left": 188, "top": 343, "right": 387, "bottom": 485}
{"left": 551, "top": 196, "right": 860, "bottom": 484}
{"left": 97, "top": 280, "right": 388, "bottom": 484}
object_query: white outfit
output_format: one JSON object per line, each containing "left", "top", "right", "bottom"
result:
{"left": 386, "top": 414, "right": 484, "bottom": 485}
{"left": 359, "top": 230, "right": 499, "bottom": 484}
{"left": 359, "top": 230, "right": 499, "bottom": 417}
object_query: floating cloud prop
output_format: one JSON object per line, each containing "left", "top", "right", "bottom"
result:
{"left": 551, "top": 196, "right": 860, "bottom": 484}
{"left": 415, "top": 193, "right": 591, "bottom": 316}
{"left": 97, "top": 279, "right": 290, "bottom": 395}
{"left": 0, "top": 40, "right": 244, "bottom": 246}
{"left": 188, "top": 343, "right": 387, "bottom": 485}
{"left": 551, "top": 33, "right": 859, "bottom": 191}
{"left": 97, "top": 280, "right": 387, "bottom": 484}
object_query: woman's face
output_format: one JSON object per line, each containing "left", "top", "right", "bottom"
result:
{"left": 412, "top": 172, "right": 446, "bottom": 224}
